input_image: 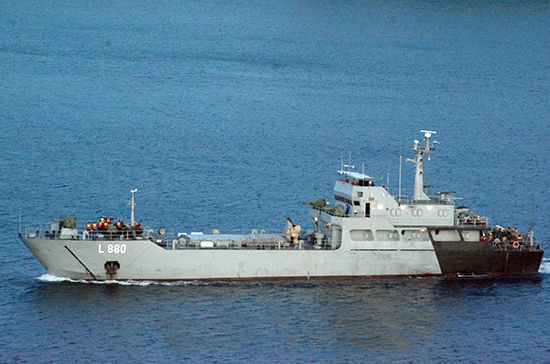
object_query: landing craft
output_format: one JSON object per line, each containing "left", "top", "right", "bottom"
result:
{"left": 19, "top": 132, "right": 544, "bottom": 281}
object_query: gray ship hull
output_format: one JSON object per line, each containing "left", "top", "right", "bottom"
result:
{"left": 21, "top": 234, "right": 542, "bottom": 281}
{"left": 21, "top": 235, "right": 443, "bottom": 281}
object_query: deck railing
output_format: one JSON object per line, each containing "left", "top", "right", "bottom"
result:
{"left": 19, "top": 224, "right": 150, "bottom": 241}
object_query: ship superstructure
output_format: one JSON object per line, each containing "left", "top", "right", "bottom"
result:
{"left": 19, "top": 132, "right": 544, "bottom": 281}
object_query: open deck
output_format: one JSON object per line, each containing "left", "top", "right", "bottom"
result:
{"left": 19, "top": 224, "right": 336, "bottom": 251}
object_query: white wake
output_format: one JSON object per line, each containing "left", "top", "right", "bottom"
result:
{"left": 539, "top": 258, "right": 550, "bottom": 274}
{"left": 37, "top": 274, "right": 207, "bottom": 286}
{"left": 38, "top": 274, "right": 72, "bottom": 283}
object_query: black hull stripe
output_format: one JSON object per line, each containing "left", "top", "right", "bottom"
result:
{"left": 64, "top": 246, "right": 97, "bottom": 280}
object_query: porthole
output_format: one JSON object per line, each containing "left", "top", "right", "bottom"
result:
{"left": 412, "top": 209, "right": 423, "bottom": 217}
{"left": 391, "top": 208, "right": 402, "bottom": 217}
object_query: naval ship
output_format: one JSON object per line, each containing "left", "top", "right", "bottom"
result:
{"left": 19, "top": 131, "right": 544, "bottom": 281}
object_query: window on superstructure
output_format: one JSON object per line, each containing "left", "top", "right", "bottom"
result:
{"left": 375, "top": 230, "right": 400, "bottom": 241}
{"left": 330, "top": 225, "right": 343, "bottom": 249}
{"left": 350, "top": 230, "right": 374, "bottom": 241}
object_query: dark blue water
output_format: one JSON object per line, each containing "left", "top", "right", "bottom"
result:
{"left": 1, "top": 1, "right": 549, "bottom": 362}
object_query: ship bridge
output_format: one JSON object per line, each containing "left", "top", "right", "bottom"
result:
{"left": 330, "top": 169, "right": 457, "bottom": 226}
{"left": 333, "top": 170, "right": 377, "bottom": 218}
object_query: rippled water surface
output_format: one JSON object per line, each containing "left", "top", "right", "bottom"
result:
{"left": 1, "top": 1, "right": 549, "bottom": 362}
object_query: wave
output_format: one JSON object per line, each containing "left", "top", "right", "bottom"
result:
{"left": 539, "top": 258, "right": 550, "bottom": 274}
{"left": 37, "top": 274, "right": 210, "bottom": 286}
{"left": 38, "top": 273, "right": 72, "bottom": 283}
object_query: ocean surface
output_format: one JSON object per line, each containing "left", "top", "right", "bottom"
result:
{"left": 1, "top": 1, "right": 549, "bottom": 362}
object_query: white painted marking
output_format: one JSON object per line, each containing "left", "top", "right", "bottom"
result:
{"left": 98, "top": 244, "right": 127, "bottom": 254}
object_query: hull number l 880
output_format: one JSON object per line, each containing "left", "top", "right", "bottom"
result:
{"left": 98, "top": 244, "right": 127, "bottom": 254}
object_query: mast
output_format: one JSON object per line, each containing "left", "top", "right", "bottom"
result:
{"left": 130, "top": 188, "right": 138, "bottom": 225}
{"left": 398, "top": 156, "right": 402, "bottom": 203}
{"left": 407, "top": 130, "right": 436, "bottom": 201}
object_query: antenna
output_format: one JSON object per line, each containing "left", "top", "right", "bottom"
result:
{"left": 527, "top": 194, "right": 536, "bottom": 232}
{"left": 130, "top": 188, "right": 138, "bottom": 226}
{"left": 345, "top": 152, "right": 355, "bottom": 171}
{"left": 341, "top": 151, "right": 354, "bottom": 171}
{"left": 398, "top": 155, "right": 402, "bottom": 203}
